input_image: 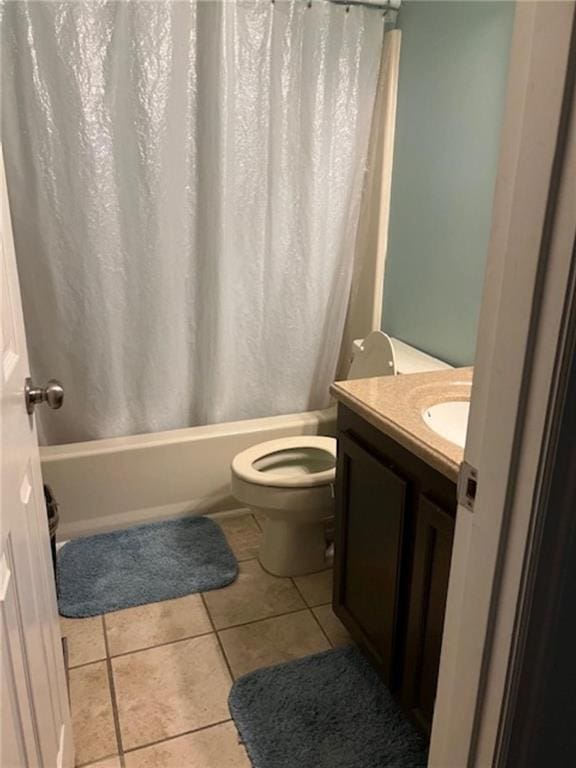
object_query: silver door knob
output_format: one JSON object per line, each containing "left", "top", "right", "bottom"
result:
{"left": 25, "top": 378, "right": 64, "bottom": 414}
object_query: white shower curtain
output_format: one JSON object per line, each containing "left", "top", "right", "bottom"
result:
{"left": 2, "top": 0, "right": 383, "bottom": 444}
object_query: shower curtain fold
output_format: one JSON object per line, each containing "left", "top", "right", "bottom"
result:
{"left": 2, "top": 0, "right": 383, "bottom": 444}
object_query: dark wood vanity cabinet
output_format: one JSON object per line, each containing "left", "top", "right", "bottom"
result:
{"left": 334, "top": 432, "right": 407, "bottom": 687}
{"left": 333, "top": 405, "right": 457, "bottom": 735}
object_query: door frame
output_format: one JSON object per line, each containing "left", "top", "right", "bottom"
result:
{"left": 429, "top": 2, "right": 576, "bottom": 765}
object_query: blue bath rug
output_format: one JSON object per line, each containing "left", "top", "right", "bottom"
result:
{"left": 229, "top": 646, "right": 427, "bottom": 768}
{"left": 58, "top": 516, "right": 238, "bottom": 617}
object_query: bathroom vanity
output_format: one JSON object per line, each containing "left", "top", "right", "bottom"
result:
{"left": 330, "top": 368, "right": 472, "bottom": 736}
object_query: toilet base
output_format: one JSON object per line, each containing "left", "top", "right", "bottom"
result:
{"left": 258, "top": 515, "right": 330, "bottom": 577}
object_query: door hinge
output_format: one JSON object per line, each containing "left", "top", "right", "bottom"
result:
{"left": 457, "top": 461, "right": 478, "bottom": 511}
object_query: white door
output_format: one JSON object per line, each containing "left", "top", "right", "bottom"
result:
{"left": 1, "top": 145, "right": 73, "bottom": 768}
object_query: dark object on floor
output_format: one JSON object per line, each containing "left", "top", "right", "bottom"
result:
{"left": 229, "top": 646, "right": 427, "bottom": 768}
{"left": 58, "top": 516, "right": 238, "bottom": 617}
{"left": 44, "top": 484, "right": 59, "bottom": 590}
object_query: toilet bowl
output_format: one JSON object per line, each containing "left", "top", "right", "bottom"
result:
{"left": 231, "top": 436, "right": 337, "bottom": 576}
{"left": 230, "top": 330, "right": 398, "bottom": 577}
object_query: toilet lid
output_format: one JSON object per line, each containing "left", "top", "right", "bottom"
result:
{"left": 347, "top": 330, "right": 396, "bottom": 380}
{"left": 232, "top": 436, "right": 337, "bottom": 488}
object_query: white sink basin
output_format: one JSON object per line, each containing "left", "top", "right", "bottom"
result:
{"left": 422, "top": 400, "right": 470, "bottom": 448}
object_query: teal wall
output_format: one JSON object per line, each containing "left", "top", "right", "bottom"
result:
{"left": 382, "top": 1, "right": 515, "bottom": 366}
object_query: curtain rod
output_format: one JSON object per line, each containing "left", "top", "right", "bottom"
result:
{"left": 328, "top": 0, "right": 401, "bottom": 11}
{"left": 269, "top": 0, "right": 401, "bottom": 11}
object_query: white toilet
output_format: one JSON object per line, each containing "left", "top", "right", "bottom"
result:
{"left": 230, "top": 331, "right": 396, "bottom": 577}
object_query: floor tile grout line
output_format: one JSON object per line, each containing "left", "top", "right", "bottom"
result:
{"left": 121, "top": 717, "right": 235, "bottom": 755}
{"left": 309, "top": 604, "right": 335, "bottom": 649}
{"left": 68, "top": 655, "right": 108, "bottom": 670}
{"left": 199, "top": 592, "right": 247, "bottom": 755}
{"left": 215, "top": 604, "right": 316, "bottom": 636}
{"left": 249, "top": 511, "right": 264, "bottom": 534}
{"left": 101, "top": 614, "right": 126, "bottom": 767}
{"left": 290, "top": 575, "right": 330, "bottom": 611}
{"left": 75, "top": 627, "right": 217, "bottom": 666}
{"left": 73, "top": 715, "right": 256, "bottom": 766}
{"left": 75, "top": 749, "right": 120, "bottom": 768}
{"left": 290, "top": 578, "right": 335, "bottom": 648}
{"left": 200, "top": 592, "right": 237, "bottom": 682}
{"left": 68, "top": 601, "right": 331, "bottom": 674}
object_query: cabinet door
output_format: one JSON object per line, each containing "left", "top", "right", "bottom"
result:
{"left": 403, "top": 495, "right": 455, "bottom": 733}
{"left": 334, "top": 432, "right": 407, "bottom": 687}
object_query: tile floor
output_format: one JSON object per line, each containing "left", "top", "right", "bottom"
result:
{"left": 63, "top": 511, "right": 352, "bottom": 767}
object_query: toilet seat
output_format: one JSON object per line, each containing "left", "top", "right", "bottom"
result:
{"left": 228, "top": 331, "right": 399, "bottom": 576}
{"left": 231, "top": 436, "right": 336, "bottom": 489}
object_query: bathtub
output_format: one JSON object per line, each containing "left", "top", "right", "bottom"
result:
{"left": 41, "top": 407, "right": 337, "bottom": 540}
{"left": 42, "top": 337, "right": 450, "bottom": 540}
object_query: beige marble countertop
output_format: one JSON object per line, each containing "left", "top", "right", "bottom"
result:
{"left": 330, "top": 367, "right": 473, "bottom": 482}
